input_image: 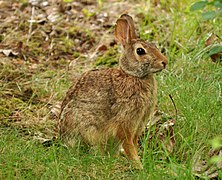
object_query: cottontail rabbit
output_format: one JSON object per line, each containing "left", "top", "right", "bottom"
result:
{"left": 59, "top": 14, "right": 167, "bottom": 169}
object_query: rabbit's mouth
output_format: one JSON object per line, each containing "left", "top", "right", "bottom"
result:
{"left": 153, "top": 69, "right": 163, "bottom": 73}
{"left": 150, "top": 59, "right": 167, "bottom": 73}
{"left": 150, "top": 67, "right": 165, "bottom": 73}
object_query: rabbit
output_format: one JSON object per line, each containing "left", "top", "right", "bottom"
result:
{"left": 59, "top": 14, "right": 168, "bottom": 169}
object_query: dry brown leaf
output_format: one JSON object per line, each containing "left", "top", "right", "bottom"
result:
{"left": 193, "top": 147, "right": 222, "bottom": 179}
{"left": 50, "top": 101, "right": 62, "bottom": 119}
{"left": 205, "top": 34, "right": 222, "bottom": 62}
{"left": 141, "top": 110, "right": 176, "bottom": 155}
{"left": 0, "top": 49, "right": 19, "bottom": 57}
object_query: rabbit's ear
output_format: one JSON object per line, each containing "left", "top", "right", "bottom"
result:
{"left": 115, "top": 18, "right": 131, "bottom": 46}
{"left": 120, "top": 14, "right": 137, "bottom": 40}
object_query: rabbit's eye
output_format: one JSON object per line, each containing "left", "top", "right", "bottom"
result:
{"left": 136, "top": 48, "right": 146, "bottom": 55}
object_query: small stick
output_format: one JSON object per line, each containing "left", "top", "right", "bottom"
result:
{"left": 169, "top": 94, "right": 178, "bottom": 121}
{"left": 27, "top": 6, "right": 35, "bottom": 42}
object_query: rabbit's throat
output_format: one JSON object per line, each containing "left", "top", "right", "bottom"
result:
{"left": 119, "top": 59, "right": 152, "bottom": 78}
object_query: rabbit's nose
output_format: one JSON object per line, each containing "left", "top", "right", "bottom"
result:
{"left": 162, "top": 61, "right": 167, "bottom": 68}
{"left": 161, "top": 58, "right": 168, "bottom": 68}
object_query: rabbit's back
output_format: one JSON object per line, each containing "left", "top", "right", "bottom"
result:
{"left": 59, "top": 68, "right": 115, "bottom": 144}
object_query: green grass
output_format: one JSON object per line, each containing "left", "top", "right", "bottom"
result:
{"left": 0, "top": 128, "right": 194, "bottom": 179}
{"left": 0, "top": 128, "right": 136, "bottom": 179}
{"left": 1, "top": 0, "right": 222, "bottom": 179}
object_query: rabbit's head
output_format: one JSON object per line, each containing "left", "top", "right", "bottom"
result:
{"left": 115, "top": 14, "right": 168, "bottom": 77}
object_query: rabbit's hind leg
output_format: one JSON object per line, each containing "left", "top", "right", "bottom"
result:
{"left": 117, "top": 126, "right": 143, "bottom": 169}
{"left": 80, "top": 123, "right": 113, "bottom": 156}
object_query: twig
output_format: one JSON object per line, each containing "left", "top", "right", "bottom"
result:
{"left": 27, "top": 6, "right": 35, "bottom": 42}
{"left": 169, "top": 94, "right": 178, "bottom": 121}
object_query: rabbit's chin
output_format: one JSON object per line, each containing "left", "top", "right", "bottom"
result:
{"left": 122, "top": 67, "right": 164, "bottom": 77}
{"left": 134, "top": 66, "right": 165, "bottom": 77}
{"left": 150, "top": 68, "right": 164, "bottom": 73}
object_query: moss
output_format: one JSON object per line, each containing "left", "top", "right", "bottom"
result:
{"left": 0, "top": 34, "right": 4, "bottom": 42}
{"left": 0, "top": 97, "right": 25, "bottom": 120}
{"left": 95, "top": 46, "right": 119, "bottom": 67}
{"left": 56, "top": 37, "right": 75, "bottom": 53}
{"left": 82, "top": 8, "right": 96, "bottom": 19}
{"left": 12, "top": 97, "right": 25, "bottom": 104}
{"left": 73, "top": 52, "right": 80, "bottom": 58}
{"left": 0, "top": 107, "right": 12, "bottom": 117}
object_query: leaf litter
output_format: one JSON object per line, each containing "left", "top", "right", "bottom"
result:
{"left": 205, "top": 33, "right": 222, "bottom": 62}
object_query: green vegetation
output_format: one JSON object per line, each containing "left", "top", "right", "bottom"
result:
{"left": 0, "top": 0, "right": 221, "bottom": 179}
{"left": 95, "top": 46, "right": 119, "bottom": 67}
{"left": 190, "top": 0, "right": 222, "bottom": 20}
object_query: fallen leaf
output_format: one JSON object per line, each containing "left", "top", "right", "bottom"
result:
{"left": 50, "top": 101, "right": 62, "bottom": 119}
{"left": 193, "top": 147, "right": 222, "bottom": 179}
{"left": 141, "top": 110, "right": 176, "bottom": 155}
{"left": 205, "top": 34, "right": 222, "bottom": 62}
{"left": 0, "top": 49, "right": 19, "bottom": 57}
{"left": 205, "top": 34, "right": 217, "bottom": 46}
{"left": 97, "top": 44, "right": 108, "bottom": 52}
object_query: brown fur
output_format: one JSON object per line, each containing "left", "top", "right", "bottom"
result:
{"left": 59, "top": 14, "right": 168, "bottom": 169}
